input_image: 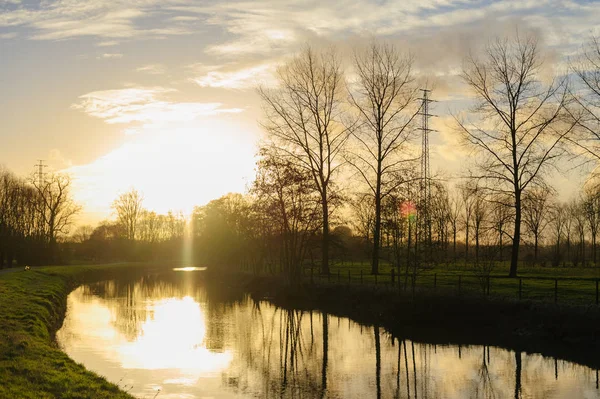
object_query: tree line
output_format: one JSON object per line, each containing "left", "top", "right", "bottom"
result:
{"left": 0, "top": 168, "right": 79, "bottom": 267}
{"left": 192, "top": 33, "right": 600, "bottom": 280}
{"left": 2, "top": 32, "right": 600, "bottom": 279}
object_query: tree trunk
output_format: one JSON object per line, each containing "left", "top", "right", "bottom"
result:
{"left": 321, "top": 192, "right": 330, "bottom": 275}
{"left": 371, "top": 196, "right": 381, "bottom": 275}
{"left": 465, "top": 225, "right": 470, "bottom": 264}
{"left": 475, "top": 228, "right": 480, "bottom": 266}
{"left": 499, "top": 230, "right": 503, "bottom": 262}
{"left": 594, "top": 233, "right": 597, "bottom": 266}
{"left": 534, "top": 234, "right": 538, "bottom": 265}
{"left": 453, "top": 227, "right": 457, "bottom": 264}
{"left": 509, "top": 194, "right": 521, "bottom": 278}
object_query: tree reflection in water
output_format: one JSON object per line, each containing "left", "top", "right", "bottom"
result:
{"left": 58, "top": 274, "right": 600, "bottom": 399}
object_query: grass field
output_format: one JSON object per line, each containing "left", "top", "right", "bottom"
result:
{"left": 302, "top": 260, "right": 600, "bottom": 306}
{"left": 0, "top": 263, "right": 156, "bottom": 399}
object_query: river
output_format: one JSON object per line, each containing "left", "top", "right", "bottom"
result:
{"left": 56, "top": 269, "right": 600, "bottom": 398}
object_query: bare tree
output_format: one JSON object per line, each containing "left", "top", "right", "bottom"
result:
{"left": 582, "top": 187, "right": 600, "bottom": 265}
{"left": 564, "top": 200, "right": 576, "bottom": 265}
{"left": 33, "top": 172, "right": 81, "bottom": 261}
{"left": 489, "top": 195, "right": 512, "bottom": 262}
{"left": 259, "top": 47, "right": 350, "bottom": 274}
{"left": 471, "top": 186, "right": 489, "bottom": 266}
{"left": 460, "top": 183, "right": 476, "bottom": 263}
{"left": 71, "top": 225, "right": 93, "bottom": 244}
{"left": 522, "top": 186, "right": 552, "bottom": 264}
{"left": 568, "top": 35, "right": 600, "bottom": 166}
{"left": 456, "top": 33, "right": 576, "bottom": 277}
{"left": 347, "top": 42, "right": 420, "bottom": 275}
{"left": 112, "top": 189, "right": 144, "bottom": 241}
{"left": 350, "top": 193, "right": 376, "bottom": 257}
{"left": 549, "top": 201, "right": 567, "bottom": 265}
{"left": 571, "top": 198, "right": 587, "bottom": 266}
{"left": 252, "top": 148, "right": 321, "bottom": 281}
{"left": 447, "top": 187, "right": 462, "bottom": 263}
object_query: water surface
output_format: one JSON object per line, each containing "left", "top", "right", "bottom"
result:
{"left": 56, "top": 272, "right": 600, "bottom": 398}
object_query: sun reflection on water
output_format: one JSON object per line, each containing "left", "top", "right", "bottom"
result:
{"left": 173, "top": 267, "right": 207, "bottom": 272}
{"left": 117, "top": 296, "right": 232, "bottom": 371}
{"left": 57, "top": 286, "right": 233, "bottom": 398}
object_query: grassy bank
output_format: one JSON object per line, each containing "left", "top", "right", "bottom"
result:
{"left": 302, "top": 261, "right": 600, "bottom": 306}
{"left": 0, "top": 263, "right": 159, "bottom": 399}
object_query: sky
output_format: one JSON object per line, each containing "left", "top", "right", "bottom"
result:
{"left": 1, "top": 0, "right": 599, "bottom": 225}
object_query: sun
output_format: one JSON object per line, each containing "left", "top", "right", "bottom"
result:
{"left": 69, "top": 117, "right": 259, "bottom": 222}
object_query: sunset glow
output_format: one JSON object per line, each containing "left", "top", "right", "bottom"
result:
{"left": 2, "top": 0, "right": 595, "bottom": 224}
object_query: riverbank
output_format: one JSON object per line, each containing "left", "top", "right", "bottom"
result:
{"left": 229, "top": 272, "right": 600, "bottom": 370}
{"left": 0, "top": 263, "right": 162, "bottom": 399}
{"left": 3, "top": 264, "right": 600, "bottom": 398}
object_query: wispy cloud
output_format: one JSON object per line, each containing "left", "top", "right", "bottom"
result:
{"left": 98, "top": 53, "right": 123, "bottom": 59}
{"left": 192, "top": 63, "right": 276, "bottom": 90}
{"left": 96, "top": 40, "right": 119, "bottom": 47}
{"left": 136, "top": 64, "right": 166, "bottom": 75}
{"left": 0, "top": 1, "right": 197, "bottom": 42}
{"left": 72, "top": 87, "right": 243, "bottom": 126}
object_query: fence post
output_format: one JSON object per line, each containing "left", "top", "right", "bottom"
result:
{"left": 486, "top": 276, "right": 490, "bottom": 296}
{"left": 596, "top": 280, "right": 599, "bottom": 305}
{"left": 458, "top": 275, "right": 462, "bottom": 295}
{"left": 391, "top": 269, "right": 395, "bottom": 285}
{"left": 375, "top": 273, "right": 378, "bottom": 286}
{"left": 311, "top": 267, "right": 314, "bottom": 284}
{"left": 554, "top": 279, "right": 558, "bottom": 304}
{"left": 328, "top": 271, "right": 331, "bottom": 283}
{"left": 434, "top": 273, "right": 437, "bottom": 290}
{"left": 360, "top": 270, "right": 363, "bottom": 284}
{"left": 348, "top": 270, "right": 351, "bottom": 283}
{"left": 519, "top": 278, "right": 522, "bottom": 300}
{"left": 337, "top": 269, "right": 340, "bottom": 283}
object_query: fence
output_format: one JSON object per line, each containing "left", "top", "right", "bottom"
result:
{"left": 301, "top": 267, "right": 600, "bottom": 306}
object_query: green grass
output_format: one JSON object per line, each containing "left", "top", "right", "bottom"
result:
{"left": 0, "top": 263, "right": 157, "bottom": 399}
{"left": 303, "top": 260, "right": 600, "bottom": 306}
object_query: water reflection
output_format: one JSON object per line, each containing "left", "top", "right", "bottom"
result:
{"left": 57, "top": 274, "right": 600, "bottom": 399}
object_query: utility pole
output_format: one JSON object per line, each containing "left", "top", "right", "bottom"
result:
{"left": 418, "top": 89, "right": 436, "bottom": 257}
{"left": 34, "top": 160, "right": 47, "bottom": 188}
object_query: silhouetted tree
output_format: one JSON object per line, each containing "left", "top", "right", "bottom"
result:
{"left": 522, "top": 186, "right": 552, "bottom": 264}
{"left": 457, "top": 33, "right": 575, "bottom": 277}
{"left": 32, "top": 172, "right": 80, "bottom": 262}
{"left": 549, "top": 201, "right": 567, "bottom": 265}
{"left": 112, "top": 189, "right": 143, "bottom": 241}
{"left": 259, "top": 47, "right": 350, "bottom": 275}
{"left": 582, "top": 187, "right": 600, "bottom": 265}
{"left": 568, "top": 35, "right": 600, "bottom": 166}
{"left": 347, "top": 42, "right": 419, "bottom": 275}
{"left": 252, "top": 148, "right": 321, "bottom": 280}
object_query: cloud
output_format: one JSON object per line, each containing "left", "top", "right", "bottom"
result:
{"left": 72, "top": 87, "right": 243, "bottom": 126}
{"left": 0, "top": 0, "right": 197, "bottom": 42}
{"left": 136, "top": 64, "right": 166, "bottom": 75}
{"left": 98, "top": 53, "right": 123, "bottom": 59}
{"left": 96, "top": 40, "right": 119, "bottom": 47}
{"left": 0, "top": 32, "right": 17, "bottom": 39}
{"left": 192, "top": 63, "right": 277, "bottom": 90}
